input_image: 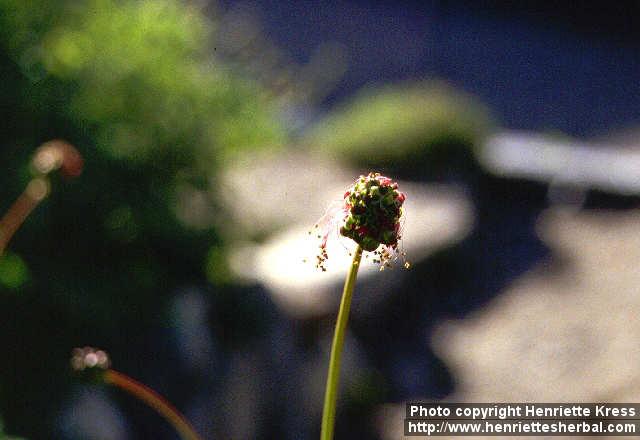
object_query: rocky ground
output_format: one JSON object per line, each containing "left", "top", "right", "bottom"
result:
{"left": 377, "top": 207, "right": 640, "bottom": 439}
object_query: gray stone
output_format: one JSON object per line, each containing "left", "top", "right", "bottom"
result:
{"left": 376, "top": 207, "right": 640, "bottom": 439}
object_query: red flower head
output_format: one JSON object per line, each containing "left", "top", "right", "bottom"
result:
{"left": 310, "top": 172, "right": 407, "bottom": 271}
{"left": 32, "top": 140, "right": 83, "bottom": 179}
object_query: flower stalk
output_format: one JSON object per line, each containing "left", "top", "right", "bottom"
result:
{"left": 315, "top": 172, "right": 406, "bottom": 440}
{"left": 320, "top": 244, "right": 362, "bottom": 440}
{"left": 71, "top": 347, "right": 203, "bottom": 440}
{"left": 103, "top": 369, "right": 203, "bottom": 440}
{"left": 0, "top": 140, "right": 83, "bottom": 256}
{"left": 0, "top": 178, "right": 49, "bottom": 256}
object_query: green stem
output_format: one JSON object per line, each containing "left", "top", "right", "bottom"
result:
{"left": 320, "top": 245, "right": 363, "bottom": 440}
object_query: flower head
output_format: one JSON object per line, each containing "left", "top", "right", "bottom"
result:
{"left": 310, "top": 172, "right": 407, "bottom": 271}
{"left": 340, "top": 172, "right": 405, "bottom": 251}
{"left": 32, "top": 140, "right": 83, "bottom": 179}
{"left": 71, "top": 346, "right": 111, "bottom": 372}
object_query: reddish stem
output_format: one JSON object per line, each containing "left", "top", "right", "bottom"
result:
{"left": 0, "top": 178, "right": 49, "bottom": 256}
{"left": 103, "top": 369, "right": 203, "bottom": 440}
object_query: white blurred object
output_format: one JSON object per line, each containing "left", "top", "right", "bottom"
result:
{"left": 229, "top": 181, "right": 473, "bottom": 318}
{"left": 219, "top": 153, "right": 354, "bottom": 238}
{"left": 480, "top": 130, "right": 640, "bottom": 195}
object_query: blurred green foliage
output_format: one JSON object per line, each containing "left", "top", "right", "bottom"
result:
{"left": 305, "top": 81, "right": 492, "bottom": 175}
{"left": 0, "top": 417, "right": 25, "bottom": 440}
{"left": 1, "top": 0, "right": 284, "bottom": 166}
{"left": 0, "top": 0, "right": 285, "bottom": 437}
{"left": 0, "top": 253, "right": 30, "bottom": 291}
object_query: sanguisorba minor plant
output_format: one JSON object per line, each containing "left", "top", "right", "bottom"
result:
{"left": 1, "top": 144, "right": 203, "bottom": 439}
{"left": 315, "top": 172, "right": 407, "bottom": 440}
{"left": 71, "top": 347, "right": 204, "bottom": 440}
{"left": 0, "top": 140, "right": 83, "bottom": 255}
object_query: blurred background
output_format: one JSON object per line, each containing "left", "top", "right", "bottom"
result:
{"left": 1, "top": 1, "right": 640, "bottom": 439}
